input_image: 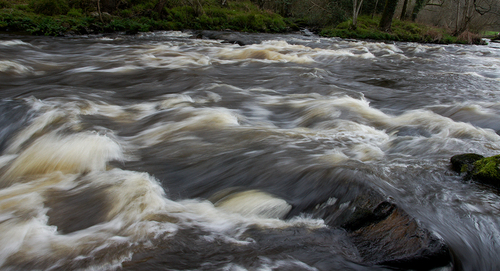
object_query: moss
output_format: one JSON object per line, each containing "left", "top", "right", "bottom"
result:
{"left": 450, "top": 153, "right": 500, "bottom": 190}
{"left": 67, "top": 8, "right": 83, "bottom": 17}
{"left": 472, "top": 155, "right": 500, "bottom": 187}
{"left": 30, "top": 0, "right": 69, "bottom": 16}
{"left": 450, "top": 153, "right": 484, "bottom": 173}
{"left": 0, "top": 0, "right": 11, "bottom": 8}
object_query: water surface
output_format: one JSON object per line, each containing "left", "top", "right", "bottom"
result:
{"left": 1, "top": 32, "right": 500, "bottom": 270}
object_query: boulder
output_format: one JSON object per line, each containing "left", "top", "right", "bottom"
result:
{"left": 211, "top": 184, "right": 453, "bottom": 270}
{"left": 307, "top": 184, "right": 451, "bottom": 270}
{"left": 471, "top": 155, "right": 500, "bottom": 189}
{"left": 450, "top": 153, "right": 484, "bottom": 174}
{"left": 451, "top": 153, "right": 500, "bottom": 190}
{"left": 192, "top": 30, "right": 260, "bottom": 46}
{"left": 124, "top": 186, "right": 452, "bottom": 270}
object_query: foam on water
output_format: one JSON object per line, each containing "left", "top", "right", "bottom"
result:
{"left": 218, "top": 46, "right": 314, "bottom": 63}
{"left": 131, "top": 107, "right": 242, "bottom": 146}
{"left": 0, "top": 96, "right": 332, "bottom": 269}
{"left": 0, "top": 40, "right": 33, "bottom": 47}
{"left": 1, "top": 132, "right": 123, "bottom": 185}
{"left": 0, "top": 60, "right": 33, "bottom": 75}
{"left": 214, "top": 190, "right": 292, "bottom": 219}
{"left": 2, "top": 33, "right": 500, "bottom": 270}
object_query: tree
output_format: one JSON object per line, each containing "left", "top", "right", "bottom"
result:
{"left": 400, "top": 0, "right": 409, "bottom": 19}
{"left": 372, "top": 0, "right": 380, "bottom": 18}
{"left": 379, "top": 0, "right": 399, "bottom": 31}
{"left": 154, "top": 0, "right": 168, "bottom": 17}
{"left": 352, "top": 0, "right": 364, "bottom": 29}
{"left": 453, "top": 0, "right": 500, "bottom": 34}
{"left": 404, "top": 0, "right": 500, "bottom": 34}
{"left": 411, "top": 0, "right": 425, "bottom": 20}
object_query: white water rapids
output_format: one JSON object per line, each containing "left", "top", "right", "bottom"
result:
{"left": 0, "top": 31, "right": 500, "bottom": 270}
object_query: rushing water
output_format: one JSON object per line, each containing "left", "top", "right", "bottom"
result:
{"left": 1, "top": 31, "right": 500, "bottom": 270}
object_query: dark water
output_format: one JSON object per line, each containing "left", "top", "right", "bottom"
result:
{"left": 1, "top": 31, "right": 500, "bottom": 270}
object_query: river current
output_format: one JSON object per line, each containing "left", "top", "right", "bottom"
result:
{"left": 1, "top": 31, "right": 500, "bottom": 270}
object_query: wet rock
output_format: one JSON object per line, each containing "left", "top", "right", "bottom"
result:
{"left": 300, "top": 28, "right": 314, "bottom": 36}
{"left": 450, "top": 153, "right": 484, "bottom": 174}
{"left": 44, "top": 184, "right": 110, "bottom": 234}
{"left": 307, "top": 184, "right": 452, "bottom": 270}
{"left": 122, "top": 227, "right": 375, "bottom": 271}
{"left": 471, "top": 155, "right": 500, "bottom": 189}
{"left": 212, "top": 180, "right": 453, "bottom": 270}
{"left": 0, "top": 100, "right": 32, "bottom": 154}
{"left": 451, "top": 153, "right": 500, "bottom": 190}
{"left": 193, "top": 30, "right": 260, "bottom": 46}
{"left": 349, "top": 209, "right": 450, "bottom": 270}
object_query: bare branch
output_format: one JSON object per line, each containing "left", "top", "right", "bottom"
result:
{"left": 474, "top": 0, "right": 492, "bottom": 15}
{"left": 309, "top": 0, "right": 330, "bottom": 14}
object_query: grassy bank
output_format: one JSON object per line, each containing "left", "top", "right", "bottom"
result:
{"left": 0, "top": 0, "right": 291, "bottom": 36}
{"left": 0, "top": 0, "right": 484, "bottom": 44}
{"left": 321, "top": 15, "right": 484, "bottom": 44}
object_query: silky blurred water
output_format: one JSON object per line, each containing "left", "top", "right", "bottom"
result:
{"left": 1, "top": 31, "right": 500, "bottom": 270}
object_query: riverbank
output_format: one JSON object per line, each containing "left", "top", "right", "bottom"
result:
{"left": 321, "top": 16, "right": 485, "bottom": 45}
{"left": 0, "top": 0, "right": 485, "bottom": 44}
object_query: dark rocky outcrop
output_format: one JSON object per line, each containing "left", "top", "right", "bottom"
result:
{"left": 192, "top": 30, "right": 261, "bottom": 46}
{"left": 210, "top": 182, "right": 452, "bottom": 270}
{"left": 0, "top": 100, "right": 32, "bottom": 154}
{"left": 451, "top": 153, "right": 500, "bottom": 190}
{"left": 124, "top": 186, "right": 452, "bottom": 271}
{"left": 306, "top": 184, "right": 451, "bottom": 270}
{"left": 450, "top": 153, "right": 484, "bottom": 175}
{"left": 44, "top": 184, "right": 110, "bottom": 234}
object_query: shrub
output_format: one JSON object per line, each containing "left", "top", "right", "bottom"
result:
{"left": 67, "top": 8, "right": 82, "bottom": 17}
{"left": 29, "top": 17, "right": 66, "bottom": 35}
{"left": 423, "top": 29, "right": 442, "bottom": 43}
{"left": 30, "top": 0, "right": 69, "bottom": 16}
{"left": 15, "top": 4, "right": 32, "bottom": 11}
{"left": 0, "top": 0, "right": 11, "bottom": 9}
{"left": 67, "top": 0, "right": 95, "bottom": 13}
{"left": 120, "top": 9, "right": 133, "bottom": 17}
{"left": 457, "top": 31, "right": 483, "bottom": 45}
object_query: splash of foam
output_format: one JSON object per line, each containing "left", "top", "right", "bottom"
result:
{"left": 0, "top": 61, "right": 33, "bottom": 75}
{"left": 2, "top": 132, "right": 123, "bottom": 184}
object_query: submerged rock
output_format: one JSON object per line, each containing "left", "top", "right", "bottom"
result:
{"left": 450, "top": 153, "right": 484, "bottom": 174}
{"left": 306, "top": 183, "right": 451, "bottom": 270}
{"left": 192, "top": 30, "right": 261, "bottom": 46}
{"left": 211, "top": 189, "right": 292, "bottom": 219}
{"left": 451, "top": 153, "right": 500, "bottom": 190}
{"left": 209, "top": 183, "right": 452, "bottom": 270}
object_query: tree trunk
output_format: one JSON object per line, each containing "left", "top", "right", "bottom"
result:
{"left": 154, "top": 0, "right": 168, "bottom": 17}
{"left": 411, "top": 0, "right": 427, "bottom": 21}
{"left": 400, "top": 0, "right": 409, "bottom": 19}
{"left": 372, "top": 0, "right": 379, "bottom": 19}
{"left": 455, "top": 0, "right": 475, "bottom": 34}
{"left": 352, "top": 0, "right": 364, "bottom": 29}
{"left": 379, "top": 0, "right": 399, "bottom": 32}
{"left": 97, "top": 0, "right": 104, "bottom": 24}
{"left": 462, "top": 0, "right": 472, "bottom": 31}
{"left": 100, "top": 0, "right": 116, "bottom": 13}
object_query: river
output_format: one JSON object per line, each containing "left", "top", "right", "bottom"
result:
{"left": 1, "top": 31, "right": 500, "bottom": 270}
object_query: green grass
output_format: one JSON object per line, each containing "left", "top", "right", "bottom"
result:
{"left": 0, "top": 0, "right": 289, "bottom": 35}
{"left": 0, "top": 0, "right": 484, "bottom": 44}
{"left": 482, "top": 30, "right": 498, "bottom": 38}
{"left": 319, "top": 15, "right": 479, "bottom": 44}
